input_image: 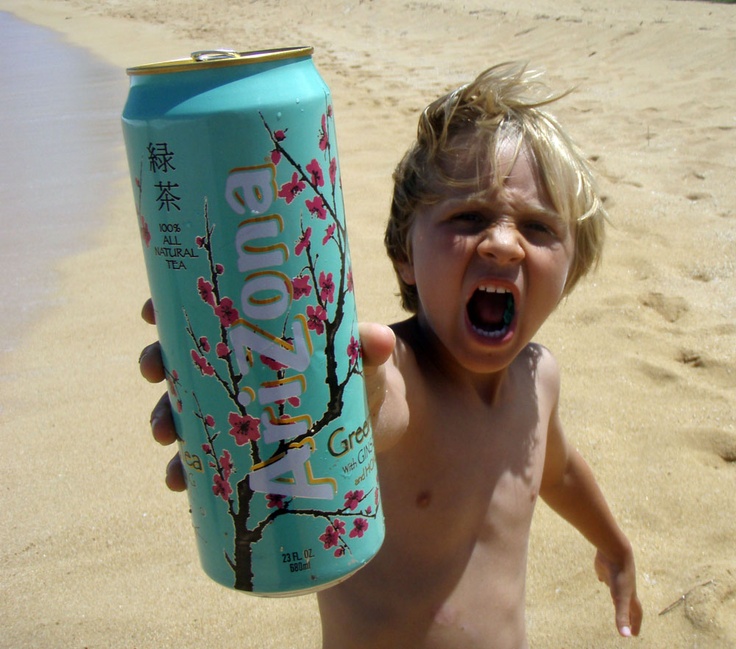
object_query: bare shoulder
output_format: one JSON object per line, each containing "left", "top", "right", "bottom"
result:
{"left": 363, "top": 319, "right": 415, "bottom": 453}
{"left": 517, "top": 342, "right": 562, "bottom": 401}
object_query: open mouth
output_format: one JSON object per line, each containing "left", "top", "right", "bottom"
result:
{"left": 467, "top": 286, "right": 515, "bottom": 339}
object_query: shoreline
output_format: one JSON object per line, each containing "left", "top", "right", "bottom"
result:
{"left": 0, "top": 11, "right": 128, "bottom": 355}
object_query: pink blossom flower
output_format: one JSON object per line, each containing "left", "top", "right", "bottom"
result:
{"left": 261, "top": 353, "right": 287, "bottom": 371}
{"left": 347, "top": 269, "right": 354, "bottom": 293}
{"left": 295, "top": 227, "right": 312, "bottom": 256}
{"left": 199, "top": 336, "right": 211, "bottom": 353}
{"left": 215, "top": 298, "right": 240, "bottom": 326}
{"left": 267, "top": 494, "right": 287, "bottom": 509}
{"left": 347, "top": 336, "right": 361, "bottom": 364}
{"left": 166, "top": 370, "right": 179, "bottom": 397}
{"left": 140, "top": 215, "right": 151, "bottom": 248}
{"left": 270, "top": 149, "right": 281, "bottom": 165}
{"left": 216, "top": 342, "right": 230, "bottom": 358}
{"left": 344, "top": 490, "right": 364, "bottom": 511}
{"left": 204, "top": 415, "right": 215, "bottom": 428}
{"left": 212, "top": 474, "right": 232, "bottom": 501}
{"left": 305, "top": 195, "right": 326, "bottom": 220}
{"left": 191, "top": 350, "right": 215, "bottom": 376}
{"left": 306, "top": 305, "right": 328, "bottom": 335}
{"left": 306, "top": 159, "right": 324, "bottom": 187}
{"left": 275, "top": 129, "right": 287, "bottom": 142}
{"left": 215, "top": 263, "right": 224, "bottom": 275}
{"left": 278, "top": 172, "right": 305, "bottom": 204}
{"left": 293, "top": 275, "right": 312, "bottom": 299}
{"left": 349, "top": 518, "right": 369, "bottom": 539}
{"left": 195, "top": 236, "right": 205, "bottom": 248}
{"left": 319, "top": 526, "right": 339, "bottom": 550}
{"left": 329, "top": 158, "right": 337, "bottom": 186}
{"left": 202, "top": 443, "right": 212, "bottom": 454}
{"left": 319, "top": 271, "right": 335, "bottom": 304}
{"left": 322, "top": 224, "right": 336, "bottom": 245}
{"left": 228, "top": 412, "right": 260, "bottom": 445}
{"left": 319, "top": 519, "right": 346, "bottom": 549}
{"left": 319, "top": 114, "right": 329, "bottom": 151}
{"left": 197, "top": 277, "right": 215, "bottom": 305}
{"left": 220, "top": 449, "right": 233, "bottom": 480}
{"left": 334, "top": 547, "right": 345, "bottom": 558}
{"left": 271, "top": 394, "right": 301, "bottom": 408}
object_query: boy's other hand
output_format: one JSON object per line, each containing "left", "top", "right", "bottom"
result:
{"left": 594, "top": 549, "right": 643, "bottom": 638}
{"left": 139, "top": 298, "right": 186, "bottom": 492}
{"left": 358, "top": 321, "right": 396, "bottom": 415}
{"left": 139, "top": 301, "right": 396, "bottom": 492}
{"left": 358, "top": 323, "right": 399, "bottom": 443}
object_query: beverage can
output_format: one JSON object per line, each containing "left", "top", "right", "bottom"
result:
{"left": 121, "top": 47, "right": 384, "bottom": 595}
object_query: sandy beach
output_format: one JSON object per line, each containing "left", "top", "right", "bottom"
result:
{"left": 0, "top": 0, "right": 734, "bottom": 647}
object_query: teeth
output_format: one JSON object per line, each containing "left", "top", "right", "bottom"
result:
{"left": 471, "top": 324, "right": 509, "bottom": 339}
{"left": 478, "top": 285, "right": 510, "bottom": 294}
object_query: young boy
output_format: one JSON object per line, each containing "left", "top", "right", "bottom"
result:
{"left": 140, "top": 62, "right": 642, "bottom": 648}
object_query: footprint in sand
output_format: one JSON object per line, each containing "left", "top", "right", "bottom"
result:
{"left": 677, "top": 348, "right": 736, "bottom": 391}
{"left": 639, "top": 291, "right": 689, "bottom": 323}
{"left": 686, "top": 191, "right": 712, "bottom": 202}
{"left": 687, "top": 427, "right": 736, "bottom": 465}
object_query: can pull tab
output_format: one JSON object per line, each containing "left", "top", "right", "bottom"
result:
{"left": 191, "top": 50, "right": 239, "bottom": 62}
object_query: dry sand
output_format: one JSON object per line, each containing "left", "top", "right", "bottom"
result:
{"left": 0, "top": 0, "right": 734, "bottom": 647}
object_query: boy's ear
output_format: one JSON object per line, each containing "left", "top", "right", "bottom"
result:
{"left": 396, "top": 259, "right": 416, "bottom": 286}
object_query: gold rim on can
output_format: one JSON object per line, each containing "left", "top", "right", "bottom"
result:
{"left": 126, "top": 46, "right": 314, "bottom": 76}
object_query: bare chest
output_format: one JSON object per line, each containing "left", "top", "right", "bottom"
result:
{"left": 379, "top": 396, "right": 548, "bottom": 564}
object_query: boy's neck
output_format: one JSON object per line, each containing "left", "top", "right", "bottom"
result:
{"left": 400, "top": 314, "right": 512, "bottom": 406}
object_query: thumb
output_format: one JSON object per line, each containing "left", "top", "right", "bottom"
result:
{"left": 358, "top": 322, "right": 395, "bottom": 371}
{"left": 614, "top": 589, "right": 642, "bottom": 638}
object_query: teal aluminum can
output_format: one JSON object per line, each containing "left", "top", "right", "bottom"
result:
{"left": 122, "top": 48, "right": 384, "bottom": 595}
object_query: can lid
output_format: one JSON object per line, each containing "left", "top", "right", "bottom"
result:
{"left": 126, "top": 46, "right": 314, "bottom": 76}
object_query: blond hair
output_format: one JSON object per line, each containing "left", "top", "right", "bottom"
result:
{"left": 385, "top": 62, "right": 606, "bottom": 312}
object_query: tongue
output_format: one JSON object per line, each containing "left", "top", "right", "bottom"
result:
{"left": 468, "top": 291, "right": 508, "bottom": 329}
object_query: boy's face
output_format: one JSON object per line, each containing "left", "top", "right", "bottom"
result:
{"left": 397, "top": 142, "right": 575, "bottom": 376}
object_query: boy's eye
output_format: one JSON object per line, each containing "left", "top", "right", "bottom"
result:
{"left": 452, "top": 212, "right": 485, "bottom": 224}
{"left": 525, "top": 221, "right": 553, "bottom": 234}
{"left": 522, "top": 219, "right": 562, "bottom": 239}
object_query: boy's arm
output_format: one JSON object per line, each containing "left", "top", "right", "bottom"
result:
{"left": 359, "top": 322, "right": 410, "bottom": 453}
{"left": 539, "top": 360, "right": 643, "bottom": 638}
{"left": 140, "top": 301, "right": 408, "bottom": 489}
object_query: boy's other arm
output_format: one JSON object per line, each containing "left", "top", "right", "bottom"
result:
{"left": 539, "top": 358, "right": 643, "bottom": 638}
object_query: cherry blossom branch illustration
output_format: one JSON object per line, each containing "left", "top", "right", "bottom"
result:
{"left": 253, "top": 486, "right": 381, "bottom": 559}
{"left": 166, "top": 109, "right": 375, "bottom": 590}
{"left": 263, "top": 109, "right": 365, "bottom": 442}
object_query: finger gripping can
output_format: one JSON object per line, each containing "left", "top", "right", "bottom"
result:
{"left": 122, "top": 47, "right": 384, "bottom": 595}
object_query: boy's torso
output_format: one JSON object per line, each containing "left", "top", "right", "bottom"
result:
{"left": 318, "top": 320, "right": 555, "bottom": 649}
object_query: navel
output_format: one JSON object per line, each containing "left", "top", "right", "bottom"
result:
{"left": 416, "top": 490, "right": 432, "bottom": 508}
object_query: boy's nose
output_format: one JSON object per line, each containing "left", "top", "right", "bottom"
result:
{"left": 477, "top": 223, "right": 524, "bottom": 263}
